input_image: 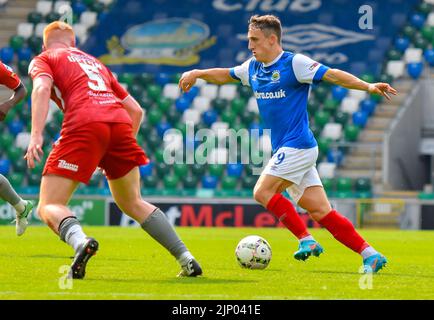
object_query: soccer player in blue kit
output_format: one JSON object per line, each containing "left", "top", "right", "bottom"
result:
{"left": 179, "top": 15, "right": 397, "bottom": 273}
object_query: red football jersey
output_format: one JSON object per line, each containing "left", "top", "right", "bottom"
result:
{"left": 0, "top": 61, "right": 21, "bottom": 90}
{"left": 28, "top": 47, "right": 132, "bottom": 133}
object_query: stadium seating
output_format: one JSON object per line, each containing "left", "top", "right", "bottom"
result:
{"left": 16, "top": 23, "right": 34, "bottom": 40}
{"left": 35, "top": 1, "right": 53, "bottom": 16}
{"left": 0, "top": 47, "right": 14, "bottom": 64}
{"left": 407, "top": 62, "right": 424, "bottom": 78}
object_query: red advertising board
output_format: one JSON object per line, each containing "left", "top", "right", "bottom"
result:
{"left": 109, "top": 201, "right": 321, "bottom": 228}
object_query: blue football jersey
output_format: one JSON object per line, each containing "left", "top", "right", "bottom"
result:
{"left": 230, "top": 51, "right": 329, "bottom": 152}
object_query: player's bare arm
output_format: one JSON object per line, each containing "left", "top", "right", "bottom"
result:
{"left": 121, "top": 95, "right": 144, "bottom": 137}
{"left": 322, "top": 68, "right": 398, "bottom": 100}
{"left": 179, "top": 68, "right": 236, "bottom": 92}
{"left": 0, "top": 83, "right": 27, "bottom": 121}
{"left": 25, "top": 75, "right": 53, "bottom": 168}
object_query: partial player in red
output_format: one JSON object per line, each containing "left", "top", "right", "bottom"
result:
{"left": 0, "top": 61, "right": 34, "bottom": 236}
{"left": 26, "top": 21, "right": 202, "bottom": 279}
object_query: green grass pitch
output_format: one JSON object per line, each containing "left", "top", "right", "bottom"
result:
{"left": 1, "top": 226, "right": 434, "bottom": 300}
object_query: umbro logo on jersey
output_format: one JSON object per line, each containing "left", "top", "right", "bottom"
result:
{"left": 254, "top": 89, "right": 286, "bottom": 100}
{"left": 58, "top": 160, "right": 79, "bottom": 172}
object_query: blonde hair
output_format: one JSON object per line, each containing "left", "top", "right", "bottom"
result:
{"left": 43, "top": 21, "right": 75, "bottom": 47}
{"left": 248, "top": 15, "right": 282, "bottom": 44}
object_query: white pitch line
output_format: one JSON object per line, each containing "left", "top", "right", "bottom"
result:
{"left": 0, "top": 291, "right": 323, "bottom": 299}
{"left": 46, "top": 292, "right": 233, "bottom": 299}
{"left": 0, "top": 291, "right": 229, "bottom": 299}
{"left": 0, "top": 291, "right": 304, "bottom": 299}
{"left": 0, "top": 291, "right": 18, "bottom": 295}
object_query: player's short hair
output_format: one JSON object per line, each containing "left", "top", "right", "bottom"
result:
{"left": 43, "top": 21, "right": 75, "bottom": 47}
{"left": 248, "top": 15, "right": 282, "bottom": 44}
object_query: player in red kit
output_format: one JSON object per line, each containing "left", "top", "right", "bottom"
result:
{"left": 26, "top": 21, "right": 202, "bottom": 279}
{"left": 0, "top": 61, "right": 34, "bottom": 236}
{"left": 0, "top": 61, "right": 27, "bottom": 120}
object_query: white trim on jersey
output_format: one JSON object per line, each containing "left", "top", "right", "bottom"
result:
{"left": 292, "top": 53, "right": 323, "bottom": 84}
{"left": 232, "top": 58, "right": 252, "bottom": 87}
{"left": 11, "top": 81, "right": 22, "bottom": 91}
{"left": 2, "top": 62, "right": 13, "bottom": 72}
{"left": 53, "top": 85, "right": 65, "bottom": 111}
{"left": 121, "top": 94, "right": 131, "bottom": 103}
{"left": 263, "top": 51, "right": 284, "bottom": 67}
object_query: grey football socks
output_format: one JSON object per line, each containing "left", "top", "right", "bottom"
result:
{"left": 58, "top": 216, "right": 87, "bottom": 251}
{"left": 141, "top": 208, "right": 192, "bottom": 262}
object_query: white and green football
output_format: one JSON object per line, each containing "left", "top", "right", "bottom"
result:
{"left": 235, "top": 235, "right": 272, "bottom": 270}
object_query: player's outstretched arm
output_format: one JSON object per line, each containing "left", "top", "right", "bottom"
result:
{"left": 25, "top": 76, "right": 52, "bottom": 168}
{"left": 0, "top": 83, "right": 27, "bottom": 121}
{"left": 322, "top": 68, "right": 397, "bottom": 100}
{"left": 179, "top": 68, "right": 236, "bottom": 92}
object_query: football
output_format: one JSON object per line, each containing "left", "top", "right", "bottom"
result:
{"left": 235, "top": 235, "right": 272, "bottom": 269}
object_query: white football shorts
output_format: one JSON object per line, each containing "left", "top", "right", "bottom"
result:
{"left": 262, "top": 146, "right": 323, "bottom": 203}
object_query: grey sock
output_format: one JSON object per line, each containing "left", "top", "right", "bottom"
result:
{"left": 0, "top": 174, "right": 21, "bottom": 206}
{"left": 141, "top": 208, "right": 188, "bottom": 260}
{"left": 58, "top": 216, "right": 80, "bottom": 242}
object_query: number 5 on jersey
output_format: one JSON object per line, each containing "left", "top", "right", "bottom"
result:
{"left": 78, "top": 62, "right": 107, "bottom": 91}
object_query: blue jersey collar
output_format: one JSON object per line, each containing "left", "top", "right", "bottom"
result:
{"left": 263, "top": 51, "right": 284, "bottom": 68}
